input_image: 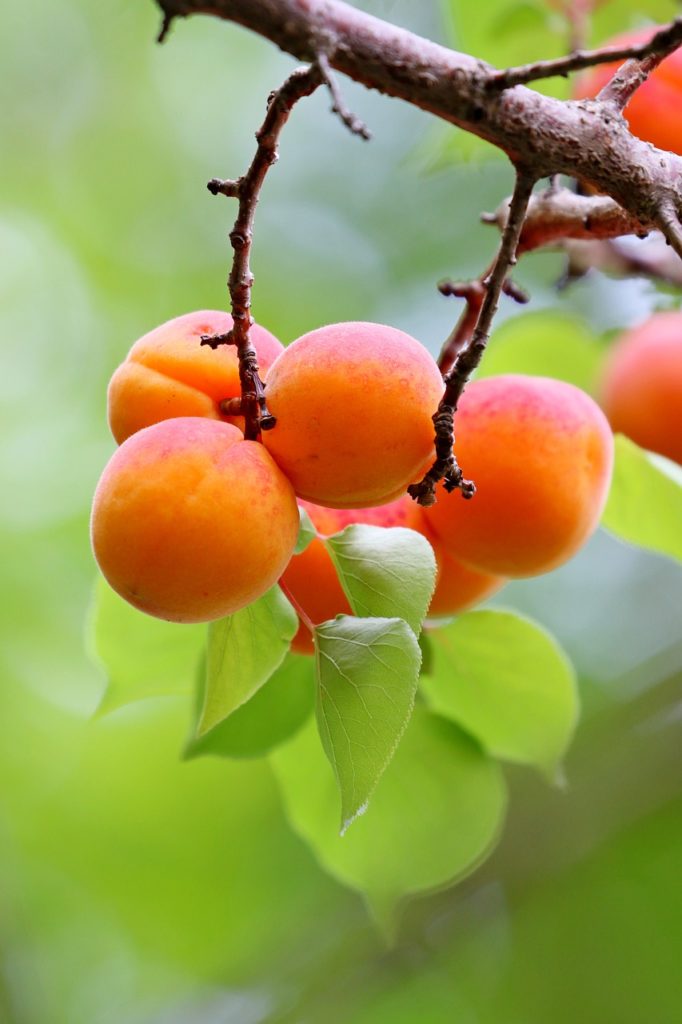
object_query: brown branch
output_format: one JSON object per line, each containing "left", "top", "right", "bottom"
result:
{"left": 155, "top": 0, "right": 682, "bottom": 244}
{"left": 201, "top": 65, "right": 323, "bottom": 440}
{"left": 437, "top": 275, "right": 528, "bottom": 376}
{"left": 482, "top": 187, "right": 651, "bottom": 255}
{"left": 597, "top": 21, "right": 682, "bottom": 111}
{"left": 559, "top": 235, "right": 682, "bottom": 288}
{"left": 315, "top": 52, "right": 371, "bottom": 139}
{"left": 408, "top": 168, "right": 537, "bottom": 507}
{"left": 488, "top": 16, "right": 682, "bottom": 90}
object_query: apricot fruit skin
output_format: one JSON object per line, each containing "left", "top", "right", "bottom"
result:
{"left": 108, "top": 310, "right": 283, "bottom": 444}
{"left": 283, "top": 497, "right": 504, "bottom": 653}
{"left": 423, "top": 375, "right": 614, "bottom": 578}
{"left": 262, "top": 322, "right": 444, "bottom": 508}
{"left": 574, "top": 29, "right": 682, "bottom": 155}
{"left": 91, "top": 418, "right": 299, "bottom": 623}
{"left": 600, "top": 313, "right": 682, "bottom": 464}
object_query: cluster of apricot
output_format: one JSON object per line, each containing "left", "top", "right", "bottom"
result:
{"left": 91, "top": 310, "right": 615, "bottom": 642}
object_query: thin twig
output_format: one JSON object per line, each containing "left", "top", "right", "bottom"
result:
{"left": 437, "top": 275, "right": 528, "bottom": 376}
{"left": 201, "top": 65, "right": 323, "bottom": 439}
{"left": 315, "top": 52, "right": 372, "bottom": 139}
{"left": 409, "top": 168, "right": 537, "bottom": 507}
{"left": 597, "top": 33, "right": 682, "bottom": 110}
{"left": 655, "top": 201, "right": 682, "bottom": 262}
{"left": 487, "top": 16, "right": 682, "bottom": 89}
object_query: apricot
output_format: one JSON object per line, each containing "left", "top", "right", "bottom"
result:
{"left": 599, "top": 312, "right": 682, "bottom": 464}
{"left": 283, "top": 497, "right": 504, "bottom": 654}
{"left": 574, "top": 28, "right": 682, "bottom": 155}
{"left": 423, "top": 375, "right": 614, "bottom": 578}
{"left": 108, "top": 310, "right": 283, "bottom": 444}
{"left": 262, "top": 322, "right": 444, "bottom": 508}
{"left": 91, "top": 418, "right": 299, "bottom": 623}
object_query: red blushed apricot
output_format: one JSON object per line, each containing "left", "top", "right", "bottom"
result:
{"left": 424, "top": 375, "right": 614, "bottom": 578}
{"left": 600, "top": 313, "right": 682, "bottom": 464}
{"left": 91, "top": 418, "right": 299, "bottom": 623}
{"left": 262, "top": 322, "right": 444, "bottom": 508}
{"left": 108, "top": 310, "right": 283, "bottom": 444}
{"left": 574, "top": 29, "right": 682, "bottom": 155}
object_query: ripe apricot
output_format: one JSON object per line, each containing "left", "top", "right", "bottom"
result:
{"left": 108, "top": 310, "right": 283, "bottom": 444}
{"left": 423, "top": 375, "right": 614, "bottom": 577}
{"left": 91, "top": 418, "right": 299, "bottom": 623}
{"left": 262, "top": 322, "right": 444, "bottom": 508}
{"left": 283, "top": 497, "right": 504, "bottom": 653}
{"left": 574, "top": 29, "right": 682, "bottom": 155}
{"left": 427, "top": 534, "right": 505, "bottom": 618}
{"left": 599, "top": 312, "right": 682, "bottom": 464}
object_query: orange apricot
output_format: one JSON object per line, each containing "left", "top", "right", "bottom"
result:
{"left": 423, "top": 375, "right": 614, "bottom": 578}
{"left": 262, "top": 322, "right": 444, "bottom": 508}
{"left": 599, "top": 312, "right": 682, "bottom": 464}
{"left": 427, "top": 534, "right": 505, "bottom": 617}
{"left": 107, "top": 310, "right": 283, "bottom": 444}
{"left": 573, "top": 28, "right": 682, "bottom": 155}
{"left": 91, "top": 418, "right": 299, "bottom": 623}
{"left": 283, "top": 497, "right": 504, "bottom": 653}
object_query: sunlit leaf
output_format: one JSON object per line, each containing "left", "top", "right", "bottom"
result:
{"left": 422, "top": 609, "right": 578, "bottom": 776}
{"left": 197, "top": 585, "right": 298, "bottom": 737}
{"left": 325, "top": 525, "right": 437, "bottom": 636}
{"left": 87, "top": 576, "right": 204, "bottom": 713}
{"left": 602, "top": 435, "right": 682, "bottom": 564}
{"left": 272, "top": 706, "right": 507, "bottom": 936}
{"left": 315, "top": 615, "right": 421, "bottom": 833}
{"left": 185, "top": 653, "right": 315, "bottom": 760}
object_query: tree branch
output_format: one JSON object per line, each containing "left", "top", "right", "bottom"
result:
{"left": 488, "top": 16, "right": 682, "bottom": 90}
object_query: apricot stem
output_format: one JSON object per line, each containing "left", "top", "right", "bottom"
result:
{"left": 279, "top": 578, "right": 317, "bottom": 636}
{"left": 409, "top": 167, "right": 536, "bottom": 507}
{"left": 201, "top": 65, "right": 324, "bottom": 439}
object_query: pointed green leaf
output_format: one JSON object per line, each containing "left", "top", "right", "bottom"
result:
{"left": 601, "top": 435, "right": 682, "bottom": 564}
{"left": 422, "top": 609, "right": 578, "bottom": 775}
{"left": 185, "top": 653, "right": 315, "bottom": 760}
{"left": 295, "top": 504, "right": 317, "bottom": 554}
{"left": 325, "top": 525, "right": 436, "bottom": 635}
{"left": 315, "top": 615, "right": 421, "bottom": 833}
{"left": 197, "top": 585, "right": 298, "bottom": 737}
{"left": 86, "top": 576, "right": 204, "bottom": 713}
{"left": 271, "top": 706, "right": 506, "bottom": 934}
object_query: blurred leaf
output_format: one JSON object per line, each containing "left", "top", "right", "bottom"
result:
{"left": 422, "top": 610, "right": 579, "bottom": 776}
{"left": 87, "top": 576, "right": 204, "bottom": 713}
{"left": 295, "top": 505, "right": 317, "bottom": 554}
{"left": 271, "top": 706, "right": 507, "bottom": 935}
{"left": 197, "top": 585, "right": 298, "bottom": 737}
{"left": 185, "top": 653, "right": 315, "bottom": 760}
{"left": 479, "top": 311, "right": 604, "bottom": 394}
{"left": 325, "top": 525, "right": 437, "bottom": 636}
{"left": 602, "top": 435, "right": 682, "bottom": 564}
{"left": 315, "top": 616, "right": 421, "bottom": 833}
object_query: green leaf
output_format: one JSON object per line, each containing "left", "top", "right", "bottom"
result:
{"left": 197, "top": 585, "right": 298, "bottom": 737}
{"left": 185, "top": 653, "right": 315, "bottom": 760}
{"left": 295, "top": 504, "right": 317, "bottom": 554}
{"left": 479, "top": 311, "right": 603, "bottom": 394}
{"left": 422, "top": 609, "right": 579, "bottom": 776}
{"left": 325, "top": 525, "right": 437, "bottom": 636}
{"left": 601, "top": 435, "right": 682, "bottom": 565}
{"left": 271, "top": 706, "right": 507, "bottom": 936}
{"left": 315, "top": 616, "right": 421, "bottom": 833}
{"left": 87, "top": 576, "right": 204, "bottom": 713}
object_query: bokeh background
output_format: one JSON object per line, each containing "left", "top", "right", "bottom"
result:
{"left": 1, "top": 1, "right": 681, "bottom": 1021}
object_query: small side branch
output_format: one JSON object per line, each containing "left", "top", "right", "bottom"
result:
{"left": 201, "top": 65, "right": 323, "bottom": 439}
{"left": 409, "top": 168, "right": 536, "bottom": 507}
{"left": 488, "top": 15, "right": 682, "bottom": 90}
{"left": 315, "top": 52, "right": 371, "bottom": 139}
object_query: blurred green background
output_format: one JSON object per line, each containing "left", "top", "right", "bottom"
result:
{"left": 1, "top": 1, "right": 681, "bottom": 1021}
